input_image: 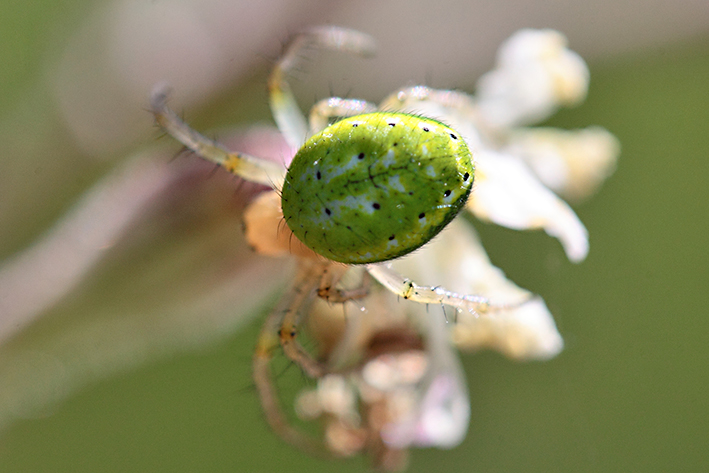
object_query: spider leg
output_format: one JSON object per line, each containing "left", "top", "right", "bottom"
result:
{"left": 253, "top": 261, "right": 330, "bottom": 454}
{"left": 268, "top": 26, "right": 376, "bottom": 148}
{"left": 273, "top": 260, "right": 373, "bottom": 381}
{"left": 261, "top": 260, "right": 328, "bottom": 380}
{"left": 379, "top": 85, "right": 476, "bottom": 116}
{"left": 150, "top": 87, "right": 287, "bottom": 188}
{"left": 253, "top": 343, "right": 323, "bottom": 455}
{"left": 365, "top": 263, "right": 533, "bottom": 316}
{"left": 317, "top": 264, "right": 372, "bottom": 303}
{"left": 308, "top": 97, "right": 378, "bottom": 135}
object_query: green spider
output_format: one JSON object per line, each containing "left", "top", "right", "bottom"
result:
{"left": 151, "top": 26, "right": 505, "bottom": 461}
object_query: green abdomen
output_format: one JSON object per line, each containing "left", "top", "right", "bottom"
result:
{"left": 281, "top": 112, "right": 474, "bottom": 264}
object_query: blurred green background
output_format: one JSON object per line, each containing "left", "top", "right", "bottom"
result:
{"left": 1, "top": 1, "right": 708, "bottom": 472}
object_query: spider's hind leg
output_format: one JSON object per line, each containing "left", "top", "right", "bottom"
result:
{"left": 253, "top": 336, "right": 323, "bottom": 455}
{"left": 253, "top": 260, "right": 330, "bottom": 454}
{"left": 277, "top": 260, "right": 371, "bottom": 377}
{"left": 253, "top": 258, "right": 373, "bottom": 455}
{"left": 265, "top": 261, "right": 329, "bottom": 380}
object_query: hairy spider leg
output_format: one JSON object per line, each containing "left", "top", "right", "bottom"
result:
{"left": 151, "top": 27, "right": 376, "bottom": 189}
{"left": 268, "top": 26, "right": 376, "bottom": 149}
{"left": 308, "top": 97, "right": 378, "bottom": 135}
{"left": 150, "top": 88, "right": 287, "bottom": 188}
{"left": 365, "top": 264, "right": 533, "bottom": 316}
{"left": 252, "top": 261, "right": 326, "bottom": 454}
{"left": 379, "top": 85, "right": 477, "bottom": 118}
{"left": 275, "top": 260, "right": 329, "bottom": 379}
{"left": 253, "top": 258, "right": 372, "bottom": 456}
{"left": 279, "top": 260, "right": 373, "bottom": 378}
{"left": 317, "top": 264, "right": 372, "bottom": 303}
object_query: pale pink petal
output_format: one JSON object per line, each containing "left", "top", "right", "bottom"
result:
{"left": 381, "top": 308, "right": 470, "bottom": 448}
{"left": 0, "top": 126, "right": 291, "bottom": 431}
{"left": 0, "top": 155, "right": 177, "bottom": 344}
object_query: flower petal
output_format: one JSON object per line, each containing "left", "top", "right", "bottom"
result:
{"left": 476, "top": 29, "right": 589, "bottom": 129}
{"left": 0, "top": 127, "right": 292, "bottom": 432}
{"left": 0, "top": 155, "right": 177, "bottom": 344}
{"left": 468, "top": 149, "right": 589, "bottom": 262}
{"left": 389, "top": 306, "right": 470, "bottom": 449}
{"left": 381, "top": 369, "right": 470, "bottom": 449}
{"left": 451, "top": 298, "right": 564, "bottom": 361}
{"left": 504, "top": 126, "right": 620, "bottom": 201}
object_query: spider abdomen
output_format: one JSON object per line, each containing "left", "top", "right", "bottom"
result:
{"left": 281, "top": 112, "right": 474, "bottom": 264}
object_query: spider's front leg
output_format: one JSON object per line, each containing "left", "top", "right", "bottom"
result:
{"left": 268, "top": 26, "right": 376, "bottom": 148}
{"left": 308, "top": 97, "right": 378, "bottom": 135}
{"left": 365, "top": 264, "right": 533, "bottom": 316}
{"left": 150, "top": 88, "right": 287, "bottom": 188}
{"left": 379, "top": 85, "right": 476, "bottom": 117}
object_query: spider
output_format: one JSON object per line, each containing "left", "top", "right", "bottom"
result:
{"left": 151, "top": 26, "right": 524, "bottom": 465}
